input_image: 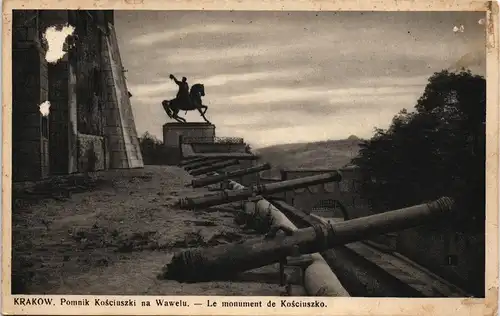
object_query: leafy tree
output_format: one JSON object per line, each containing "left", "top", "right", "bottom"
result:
{"left": 245, "top": 144, "right": 253, "bottom": 154}
{"left": 352, "top": 70, "right": 486, "bottom": 232}
{"left": 139, "top": 132, "right": 169, "bottom": 165}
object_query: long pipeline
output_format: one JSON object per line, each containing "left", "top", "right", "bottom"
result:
{"left": 179, "top": 156, "right": 208, "bottom": 167}
{"left": 269, "top": 199, "right": 424, "bottom": 297}
{"left": 188, "top": 159, "right": 240, "bottom": 176}
{"left": 226, "top": 180, "right": 350, "bottom": 296}
{"left": 188, "top": 163, "right": 272, "bottom": 188}
{"left": 177, "top": 171, "right": 342, "bottom": 210}
{"left": 161, "top": 197, "right": 454, "bottom": 284}
{"left": 184, "top": 158, "right": 225, "bottom": 171}
{"left": 171, "top": 172, "right": 349, "bottom": 296}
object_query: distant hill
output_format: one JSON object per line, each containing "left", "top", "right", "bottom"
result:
{"left": 254, "top": 137, "right": 363, "bottom": 178}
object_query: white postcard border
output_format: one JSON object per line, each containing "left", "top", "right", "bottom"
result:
{"left": 2, "top": 1, "right": 498, "bottom": 315}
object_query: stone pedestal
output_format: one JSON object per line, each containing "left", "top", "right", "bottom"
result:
{"left": 162, "top": 122, "right": 216, "bottom": 165}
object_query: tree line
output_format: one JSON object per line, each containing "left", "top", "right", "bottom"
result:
{"left": 352, "top": 70, "right": 486, "bottom": 233}
{"left": 138, "top": 132, "right": 170, "bottom": 165}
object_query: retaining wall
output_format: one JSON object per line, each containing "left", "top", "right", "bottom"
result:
{"left": 279, "top": 167, "right": 372, "bottom": 219}
{"left": 396, "top": 227, "right": 485, "bottom": 296}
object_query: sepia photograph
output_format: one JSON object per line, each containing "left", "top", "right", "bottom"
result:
{"left": 3, "top": 3, "right": 498, "bottom": 315}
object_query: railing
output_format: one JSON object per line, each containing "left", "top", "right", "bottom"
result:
{"left": 181, "top": 136, "right": 245, "bottom": 144}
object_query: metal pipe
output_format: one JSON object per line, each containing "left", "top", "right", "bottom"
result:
{"left": 184, "top": 158, "right": 225, "bottom": 171}
{"left": 178, "top": 157, "right": 207, "bottom": 167}
{"left": 189, "top": 159, "right": 240, "bottom": 176}
{"left": 183, "top": 153, "right": 260, "bottom": 160}
{"left": 183, "top": 176, "right": 348, "bottom": 296}
{"left": 161, "top": 197, "right": 454, "bottom": 284}
{"left": 189, "top": 163, "right": 271, "bottom": 188}
{"left": 311, "top": 215, "right": 424, "bottom": 297}
{"left": 178, "top": 171, "right": 342, "bottom": 210}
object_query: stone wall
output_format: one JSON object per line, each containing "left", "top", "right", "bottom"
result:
{"left": 77, "top": 133, "right": 106, "bottom": 172}
{"left": 396, "top": 227, "right": 485, "bottom": 296}
{"left": 75, "top": 11, "right": 105, "bottom": 136}
{"left": 163, "top": 123, "right": 216, "bottom": 165}
{"left": 12, "top": 10, "right": 144, "bottom": 181}
{"left": 12, "top": 10, "right": 50, "bottom": 181}
{"left": 163, "top": 123, "right": 216, "bottom": 148}
{"left": 101, "top": 23, "right": 143, "bottom": 169}
{"left": 41, "top": 10, "right": 73, "bottom": 175}
{"left": 280, "top": 167, "right": 372, "bottom": 219}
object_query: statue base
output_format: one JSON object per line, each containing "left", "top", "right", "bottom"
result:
{"left": 162, "top": 122, "right": 216, "bottom": 165}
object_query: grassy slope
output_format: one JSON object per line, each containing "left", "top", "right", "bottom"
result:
{"left": 254, "top": 136, "right": 362, "bottom": 178}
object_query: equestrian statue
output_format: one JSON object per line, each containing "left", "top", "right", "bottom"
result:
{"left": 162, "top": 74, "right": 210, "bottom": 124}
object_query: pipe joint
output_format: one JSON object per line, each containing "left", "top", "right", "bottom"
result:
{"left": 428, "top": 196, "right": 455, "bottom": 213}
{"left": 312, "top": 222, "right": 334, "bottom": 251}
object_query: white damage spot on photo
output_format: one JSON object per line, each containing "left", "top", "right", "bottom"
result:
{"left": 39, "top": 101, "right": 51, "bottom": 116}
{"left": 453, "top": 25, "right": 465, "bottom": 33}
{"left": 42, "top": 24, "right": 75, "bottom": 64}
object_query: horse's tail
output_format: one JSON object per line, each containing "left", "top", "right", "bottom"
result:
{"left": 162, "top": 100, "right": 173, "bottom": 118}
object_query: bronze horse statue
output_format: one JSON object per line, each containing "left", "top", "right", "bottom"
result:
{"left": 162, "top": 83, "right": 210, "bottom": 124}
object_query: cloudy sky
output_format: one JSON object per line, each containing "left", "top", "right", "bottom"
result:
{"left": 114, "top": 11, "right": 486, "bottom": 148}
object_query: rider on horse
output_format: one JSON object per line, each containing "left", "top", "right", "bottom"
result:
{"left": 170, "top": 74, "right": 191, "bottom": 106}
{"left": 163, "top": 74, "right": 210, "bottom": 123}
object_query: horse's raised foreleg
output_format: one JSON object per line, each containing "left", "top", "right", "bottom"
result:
{"left": 162, "top": 101, "right": 173, "bottom": 118}
{"left": 201, "top": 105, "right": 208, "bottom": 115}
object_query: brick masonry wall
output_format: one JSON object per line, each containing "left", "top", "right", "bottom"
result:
{"left": 101, "top": 32, "right": 127, "bottom": 169}
{"left": 12, "top": 11, "right": 48, "bottom": 181}
{"left": 75, "top": 11, "right": 105, "bottom": 136}
{"left": 101, "top": 23, "right": 143, "bottom": 169}
{"left": 396, "top": 227, "right": 485, "bottom": 296}
{"left": 41, "top": 10, "right": 81, "bottom": 176}
{"left": 13, "top": 10, "right": 143, "bottom": 180}
{"left": 163, "top": 123, "right": 216, "bottom": 148}
{"left": 48, "top": 54, "right": 71, "bottom": 174}
{"left": 281, "top": 168, "right": 372, "bottom": 219}
{"left": 77, "top": 133, "right": 106, "bottom": 172}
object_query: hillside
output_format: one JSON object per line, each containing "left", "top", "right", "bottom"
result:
{"left": 254, "top": 136, "right": 363, "bottom": 178}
